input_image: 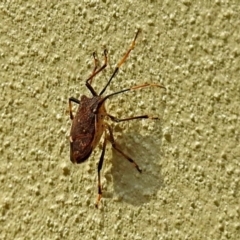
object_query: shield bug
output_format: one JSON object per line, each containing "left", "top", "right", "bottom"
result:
{"left": 69, "top": 29, "right": 165, "bottom": 208}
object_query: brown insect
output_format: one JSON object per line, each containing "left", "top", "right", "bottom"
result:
{"left": 69, "top": 29, "right": 165, "bottom": 208}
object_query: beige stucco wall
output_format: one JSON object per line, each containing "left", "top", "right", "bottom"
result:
{"left": 1, "top": 1, "right": 239, "bottom": 239}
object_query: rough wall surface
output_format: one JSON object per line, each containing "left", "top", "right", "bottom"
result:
{"left": 0, "top": 1, "right": 239, "bottom": 239}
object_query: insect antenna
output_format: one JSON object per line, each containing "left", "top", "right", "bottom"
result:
{"left": 99, "top": 29, "right": 140, "bottom": 96}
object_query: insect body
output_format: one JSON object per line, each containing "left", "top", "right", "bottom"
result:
{"left": 69, "top": 30, "right": 165, "bottom": 208}
{"left": 69, "top": 95, "right": 106, "bottom": 163}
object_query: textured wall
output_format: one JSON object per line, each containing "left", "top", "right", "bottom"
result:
{"left": 1, "top": 1, "right": 240, "bottom": 239}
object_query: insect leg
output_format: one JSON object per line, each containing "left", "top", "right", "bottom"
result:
{"left": 99, "top": 29, "right": 141, "bottom": 96}
{"left": 96, "top": 83, "right": 165, "bottom": 113}
{"left": 107, "top": 113, "right": 160, "bottom": 122}
{"left": 86, "top": 49, "right": 108, "bottom": 96}
{"left": 95, "top": 133, "right": 107, "bottom": 208}
{"left": 69, "top": 97, "right": 80, "bottom": 120}
{"left": 105, "top": 124, "right": 142, "bottom": 173}
{"left": 89, "top": 52, "right": 99, "bottom": 85}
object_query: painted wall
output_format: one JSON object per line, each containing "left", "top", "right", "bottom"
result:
{"left": 1, "top": 1, "right": 239, "bottom": 239}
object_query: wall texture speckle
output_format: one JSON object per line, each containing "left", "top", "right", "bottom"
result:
{"left": 0, "top": 1, "right": 239, "bottom": 239}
